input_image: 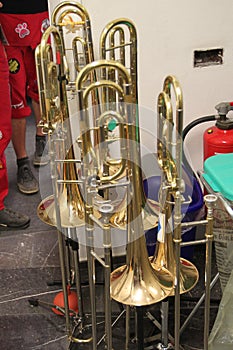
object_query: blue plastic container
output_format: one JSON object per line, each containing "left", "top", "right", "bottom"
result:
{"left": 143, "top": 169, "right": 204, "bottom": 261}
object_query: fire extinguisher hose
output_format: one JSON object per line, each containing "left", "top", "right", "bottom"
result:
{"left": 182, "top": 115, "right": 216, "bottom": 179}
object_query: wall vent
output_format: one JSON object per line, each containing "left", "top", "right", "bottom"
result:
{"left": 194, "top": 48, "right": 223, "bottom": 68}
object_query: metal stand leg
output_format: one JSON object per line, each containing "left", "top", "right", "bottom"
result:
{"left": 136, "top": 306, "right": 144, "bottom": 350}
{"left": 179, "top": 273, "right": 219, "bottom": 336}
{"left": 158, "top": 299, "right": 173, "bottom": 349}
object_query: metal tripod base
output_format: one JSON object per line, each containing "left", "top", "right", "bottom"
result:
{"left": 156, "top": 342, "right": 174, "bottom": 350}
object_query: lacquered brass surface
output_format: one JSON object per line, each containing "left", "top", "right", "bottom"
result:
{"left": 150, "top": 235, "right": 199, "bottom": 295}
{"left": 110, "top": 237, "right": 173, "bottom": 306}
{"left": 153, "top": 79, "right": 199, "bottom": 295}
{"left": 35, "top": 25, "right": 89, "bottom": 228}
{"left": 109, "top": 96, "right": 173, "bottom": 306}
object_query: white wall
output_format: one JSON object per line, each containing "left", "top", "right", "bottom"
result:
{"left": 48, "top": 0, "right": 233, "bottom": 171}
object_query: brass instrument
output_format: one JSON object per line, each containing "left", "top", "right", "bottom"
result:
{"left": 75, "top": 59, "right": 131, "bottom": 350}
{"left": 99, "top": 18, "right": 160, "bottom": 231}
{"left": 35, "top": 3, "right": 217, "bottom": 348}
{"left": 36, "top": 1, "right": 102, "bottom": 228}
{"left": 74, "top": 59, "right": 173, "bottom": 350}
{"left": 51, "top": 1, "right": 96, "bottom": 84}
{"left": 151, "top": 77, "right": 199, "bottom": 295}
{"left": 36, "top": 24, "right": 87, "bottom": 228}
{"left": 151, "top": 77, "right": 218, "bottom": 350}
{"left": 90, "top": 60, "right": 175, "bottom": 306}
{"left": 35, "top": 24, "right": 95, "bottom": 345}
{"left": 100, "top": 18, "right": 138, "bottom": 108}
{"left": 149, "top": 76, "right": 198, "bottom": 350}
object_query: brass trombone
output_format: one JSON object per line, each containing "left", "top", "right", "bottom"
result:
{"left": 36, "top": 0, "right": 103, "bottom": 228}
{"left": 36, "top": 24, "right": 88, "bottom": 228}
{"left": 100, "top": 18, "right": 138, "bottom": 108}
{"left": 35, "top": 4, "right": 218, "bottom": 348}
{"left": 150, "top": 76, "right": 218, "bottom": 350}
{"left": 99, "top": 18, "right": 160, "bottom": 231}
{"left": 149, "top": 77, "right": 199, "bottom": 350}
{"left": 74, "top": 59, "right": 173, "bottom": 349}
{"left": 151, "top": 77, "right": 199, "bottom": 295}
{"left": 51, "top": 1, "right": 96, "bottom": 84}
{"left": 35, "top": 24, "right": 95, "bottom": 345}
{"left": 109, "top": 136, "right": 174, "bottom": 305}
{"left": 75, "top": 59, "right": 136, "bottom": 350}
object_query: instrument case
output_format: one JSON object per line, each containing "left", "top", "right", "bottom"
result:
{"left": 203, "top": 152, "right": 233, "bottom": 201}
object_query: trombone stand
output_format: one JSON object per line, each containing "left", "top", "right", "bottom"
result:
{"left": 156, "top": 299, "right": 174, "bottom": 350}
{"left": 89, "top": 200, "right": 114, "bottom": 350}
{"left": 136, "top": 306, "right": 144, "bottom": 350}
{"left": 65, "top": 228, "right": 94, "bottom": 345}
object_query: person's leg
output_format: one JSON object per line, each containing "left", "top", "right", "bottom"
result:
{"left": 0, "top": 42, "right": 12, "bottom": 210}
{"left": 31, "top": 99, "right": 44, "bottom": 136}
{"left": 6, "top": 45, "right": 39, "bottom": 194}
{"left": 11, "top": 117, "right": 27, "bottom": 159}
{"left": 0, "top": 42, "right": 30, "bottom": 229}
{"left": 31, "top": 99, "right": 49, "bottom": 166}
{"left": 27, "top": 49, "right": 49, "bottom": 167}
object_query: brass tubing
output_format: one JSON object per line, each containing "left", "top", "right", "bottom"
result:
{"left": 97, "top": 110, "right": 127, "bottom": 183}
{"left": 100, "top": 18, "right": 138, "bottom": 106}
{"left": 163, "top": 75, "right": 183, "bottom": 185}
{"left": 203, "top": 194, "right": 217, "bottom": 350}
{"left": 100, "top": 204, "right": 114, "bottom": 350}
{"left": 50, "top": 136, "right": 71, "bottom": 336}
{"left": 99, "top": 20, "right": 160, "bottom": 235}
{"left": 76, "top": 59, "right": 132, "bottom": 184}
{"left": 35, "top": 44, "right": 48, "bottom": 129}
{"left": 110, "top": 102, "right": 174, "bottom": 307}
{"left": 51, "top": 1, "right": 99, "bottom": 110}
{"left": 84, "top": 190, "right": 97, "bottom": 350}
{"left": 155, "top": 79, "right": 198, "bottom": 349}
{"left": 75, "top": 59, "right": 132, "bottom": 348}
{"left": 173, "top": 190, "right": 182, "bottom": 350}
{"left": 36, "top": 23, "right": 94, "bottom": 346}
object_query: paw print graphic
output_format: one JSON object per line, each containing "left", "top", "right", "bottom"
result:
{"left": 15, "top": 23, "right": 30, "bottom": 39}
{"left": 41, "top": 18, "right": 50, "bottom": 33}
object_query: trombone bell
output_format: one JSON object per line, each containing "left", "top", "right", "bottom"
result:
{"left": 150, "top": 236, "right": 199, "bottom": 295}
{"left": 110, "top": 236, "right": 173, "bottom": 306}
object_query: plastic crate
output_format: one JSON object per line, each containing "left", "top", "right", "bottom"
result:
{"left": 143, "top": 169, "right": 204, "bottom": 261}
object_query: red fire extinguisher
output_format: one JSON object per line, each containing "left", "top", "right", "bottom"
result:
{"left": 182, "top": 102, "right": 233, "bottom": 179}
{"left": 203, "top": 102, "right": 233, "bottom": 161}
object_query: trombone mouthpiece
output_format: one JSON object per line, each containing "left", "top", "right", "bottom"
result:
{"left": 204, "top": 194, "right": 217, "bottom": 209}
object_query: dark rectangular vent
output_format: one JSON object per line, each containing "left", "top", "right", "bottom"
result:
{"left": 194, "top": 48, "right": 223, "bottom": 67}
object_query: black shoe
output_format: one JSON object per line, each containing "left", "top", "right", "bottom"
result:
{"left": 17, "top": 162, "right": 39, "bottom": 194}
{"left": 0, "top": 207, "right": 30, "bottom": 231}
{"left": 33, "top": 136, "right": 49, "bottom": 166}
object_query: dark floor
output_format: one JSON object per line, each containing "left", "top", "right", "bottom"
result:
{"left": 0, "top": 112, "right": 222, "bottom": 350}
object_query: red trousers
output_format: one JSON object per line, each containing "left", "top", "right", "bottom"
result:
{"left": 0, "top": 40, "right": 12, "bottom": 210}
{"left": 5, "top": 45, "right": 37, "bottom": 119}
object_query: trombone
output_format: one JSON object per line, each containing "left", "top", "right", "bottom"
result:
{"left": 99, "top": 18, "right": 160, "bottom": 231}
{"left": 75, "top": 59, "right": 135, "bottom": 350}
{"left": 35, "top": 24, "right": 95, "bottom": 345}
{"left": 75, "top": 59, "right": 174, "bottom": 349}
{"left": 36, "top": 0, "right": 102, "bottom": 228}
{"left": 152, "top": 77, "right": 199, "bottom": 295}
{"left": 34, "top": 1, "right": 219, "bottom": 347}
{"left": 100, "top": 18, "right": 138, "bottom": 109}
{"left": 36, "top": 24, "right": 86, "bottom": 228}
{"left": 51, "top": 1, "right": 96, "bottom": 84}
{"left": 151, "top": 80, "right": 198, "bottom": 349}
{"left": 151, "top": 76, "right": 217, "bottom": 350}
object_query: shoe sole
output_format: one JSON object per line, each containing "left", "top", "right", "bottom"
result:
{"left": 17, "top": 184, "right": 39, "bottom": 195}
{"left": 0, "top": 221, "right": 30, "bottom": 231}
{"left": 33, "top": 160, "right": 49, "bottom": 167}
{"left": 33, "top": 155, "right": 50, "bottom": 167}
